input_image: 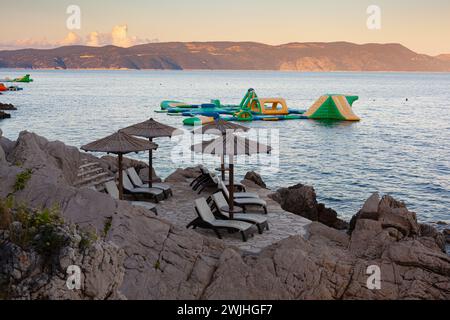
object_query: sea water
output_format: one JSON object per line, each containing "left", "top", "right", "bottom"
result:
{"left": 1, "top": 70, "right": 449, "bottom": 224}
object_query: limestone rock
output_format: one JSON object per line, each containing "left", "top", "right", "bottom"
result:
{"left": 378, "top": 195, "right": 420, "bottom": 237}
{"left": 138, "top": 167, "right": 161, "bottom": 183}
{"left": 7, "top": 131, "right": 81, "bottom": 184}
{"left": 100, "top": 155, "right": 148, "bottom": 173}
{"left": 0, "top": 222, "right": 124, "bottom": 300}
{"left": 420, "top": 224, "right": 446, "bottom": 252}
{"left": 0, "top": 129, "right": 6, "bottom": 165}
{"left": 206, "top": 220, "right": 450, "bottom": 300}
{"left": 269, "top": 183, "right": 349, "bottom": 230}
{"left": 165, "top": 166, "right": 202, "bottom": 182}
{"left": 243, "top": 171, "right": 267, "bottom": 189}
{"left": 0, "top": 130, "right": 15, "bottom": 157}
{"left": 350, "top": 193, "right": 420, "bottom": 238}
{"left": 444, "top": 229, "right": 450, "bottom": 244}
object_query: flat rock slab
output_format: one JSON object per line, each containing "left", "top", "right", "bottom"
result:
{"left": 156, "top": 181, "right": 311, "bottom": 254}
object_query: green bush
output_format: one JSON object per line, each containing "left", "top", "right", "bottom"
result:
{"left": 33, "top": 206, "right": 62, "bottom": 227}
{"left": 102, "top": 217, "right": 113, "bottom": 238}
{"left": 30, "top": 206, "right": 67, "bottom": 256}
{"left": 79, "top": 229, "right": 98, "bottom": 251}
{"left": 4, "top": 202, "right": 68, "bottom": 258}
{"left": 0, "top": 197, "right": 14, "bottom": 230}
{"left": 33, "top": 224, "right": 68, "bottom": 256}
{"left": 13, "top": 169, "right": 33, "bottom": 192}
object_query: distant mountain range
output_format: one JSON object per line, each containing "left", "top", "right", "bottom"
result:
{"left": 1, "top": 41, "right": 450, "bottom": 72}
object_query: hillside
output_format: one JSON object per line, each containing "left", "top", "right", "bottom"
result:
{"left": 1, "top": 41, "right": 450, "bottom": 72}
{"left": 436, "top": 54, "right": 450, "bottom": 62}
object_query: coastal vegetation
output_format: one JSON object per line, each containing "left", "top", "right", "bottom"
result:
{"left": 13, "top": 169, "right": 33, "bottom": 192}
{"left": 0, "top": 199, "right": 67, "bottom": 257}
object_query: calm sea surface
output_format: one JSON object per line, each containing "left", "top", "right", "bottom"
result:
{"left": 1, "top": 70, "right": 449, "bottom": 224}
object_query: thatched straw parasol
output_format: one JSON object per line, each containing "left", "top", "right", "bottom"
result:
{"left": 121, "top": 118, "right": 180, "bottom": 187}
{"left": 192, "top": 119, "right": 249, "bottom": 180}
{"left": 192, "top": 119, "right": 249, "bottom": 136}
{"left": 191, "top": 134, "right": 271, "bottom": 218}
{"left": 81, "top": 131, "right": 157, "bottom": 200}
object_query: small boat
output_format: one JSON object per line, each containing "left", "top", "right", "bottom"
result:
{"left": 0, "top": 83, "right": 7, "bottom": 92}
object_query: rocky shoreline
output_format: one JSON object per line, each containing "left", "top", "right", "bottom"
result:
{"left": 0, "top": 130, "right": 449, "bottom": 300}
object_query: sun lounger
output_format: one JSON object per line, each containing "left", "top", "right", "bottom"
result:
{"left": 218, "top": 179, "right": 259, "bottom": 199}
{"left": 186, "top": 198, "right": 254, "bottom": 242}
{"left": 122, "top": 171, "right": 165, "bottom": 203}
{"left": 191, "top": 167, "right": 246, "bottom": 193}
{"left": 104, "top": 181, "right": 158, "bottom": 215}
{"left": 210, "top": 193, "right": 269, "bottom": 234}
{"left": 126, "top": 167, "right": 173, "bottom": 198}
{"left": 193, "top": 172, "right": 247, "bottom": 195}
{"left": 219, "top": 180, "right": 268, "bottom": 214}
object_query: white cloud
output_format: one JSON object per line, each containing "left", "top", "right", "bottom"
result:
{"left": 86, "top": 31, "right": 100, "bottom": 47}
{"left": 0, "top": 24, "right": 156, "bottom": 50}
{"left": 111, "top": 25, "right": 132, "bottom": 47}
{"left": 60, "top": 31, "right": 83, "bottom": 46}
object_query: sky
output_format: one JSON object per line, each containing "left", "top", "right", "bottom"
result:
{"left": 0, "top": 0, "right": 449, "bottom": 55}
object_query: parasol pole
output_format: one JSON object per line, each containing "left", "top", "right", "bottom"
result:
{"left": 149, "top": 138, "right": 153, "bottom": 188}
{"left": 118, "top": 153, "right": 124, "bottom": 200}
{"left": 228, "top": 154, "right": 235, "bottom": 219}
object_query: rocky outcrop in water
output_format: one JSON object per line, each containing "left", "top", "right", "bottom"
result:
{"left": 0, "top": 103, "right": 15, "bottom": 121}
{"left": 0, "top": 103, "right": 16, "bottom": 111}
{"left": 0, "top": 131, "right": 449, "bottom": 300}
{"left": 349, "top": 193, "right": 446, "bottom": 252}
{"left": 269, "top": 184, "right": 349, "bottom": 230}
{"left": 0, "top": 111, "right": 11, "bottom": 119}
{"left": 243, "top": 171, "right": 267, "bottom": 189}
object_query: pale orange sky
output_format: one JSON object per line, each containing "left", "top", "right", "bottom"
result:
{"left": 0, "top": 0, "right": 449, "bottom": 55}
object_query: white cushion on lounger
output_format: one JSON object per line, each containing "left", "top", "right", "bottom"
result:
{"left": 218, "top": 180, "right": 259, "bottom": 199}
{"left": 234, "top": 197, "right": 267, "bottom": 206}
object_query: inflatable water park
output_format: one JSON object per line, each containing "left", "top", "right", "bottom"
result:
{"left": 0, "top": 74, "right": 34, "bottom": 83}
{"left": 158, "top": 89, "right": 361, "bottom": 126}
{"left": 0, "top": 74, "right": 32, "bottom": 93}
